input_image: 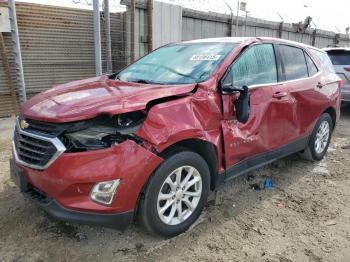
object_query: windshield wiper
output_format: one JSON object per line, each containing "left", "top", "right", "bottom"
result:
{"left": 131, "top": 79, "right": 156, "bottom": 84}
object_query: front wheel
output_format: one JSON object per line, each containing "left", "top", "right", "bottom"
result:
{"left": 138, "top": 151, "right": 210, "bottom": 237}
{"left": 300, "top": 113, "right": 333, "bottom": 161}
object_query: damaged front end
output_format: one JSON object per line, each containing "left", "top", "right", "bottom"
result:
{"left": 58, "top": 111, "right": 147, "bottom": 152}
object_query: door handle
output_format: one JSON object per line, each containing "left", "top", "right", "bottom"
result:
{"left": 273, "top": 91, "right": 288, "bottom": 98}
{"left": 316, "top": 82, "right": 324, "bottom": 88}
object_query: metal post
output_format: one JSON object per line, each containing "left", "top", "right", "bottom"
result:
{"left": 235, "top": 1, "right": 240, "bottom": 36}
{"left": 8, "top": 0, "right": 26, "bottom": 102}
{"left": 0, "top": 32, "right": 18, "bottom": 114}
{"left": 104, "top": 0, "right": 112, "bottom": 74}
{"left": 93, "top": 0, "right": 102, "bottom": 76}
{"left": 146, "top": 0, "right": 153, "bottom": 53}
{"left": 244, "top": 11, "right": 248, "bottom": 36}
{"left": 130, "top": 0, "right": 135, "bottom": 62}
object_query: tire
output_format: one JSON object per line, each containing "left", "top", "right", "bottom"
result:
{"left": 138, "top": 150, "right": 210, "bottom": 237}
{"left": 300, "top": 113, "right": 333, "bottom": 161}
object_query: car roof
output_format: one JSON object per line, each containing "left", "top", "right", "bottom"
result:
{"left": 181, "top": 37, "right": 324, "bottom": 52}
{"left": 323, "top": 47, "right": 350, "bottom": 52}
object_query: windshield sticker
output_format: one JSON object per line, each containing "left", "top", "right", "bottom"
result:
{"left": 190, "top": 54, "right": 221, "bottom": 61}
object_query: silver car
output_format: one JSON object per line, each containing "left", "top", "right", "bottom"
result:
{"left": 324, "top": 47, "right": 350, "bottom": 102}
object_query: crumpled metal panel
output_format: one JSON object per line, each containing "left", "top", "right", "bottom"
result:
{"left": 21, "top": 75, "right": 197, "bottom": 122}
{"left": 135, "top": 86, "right": 225, "bottom": 172}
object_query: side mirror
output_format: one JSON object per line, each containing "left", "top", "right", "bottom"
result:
{"left": 221, "top": 83, "right": 250, "bottom": 123}
{"left": 234, "top": 85, "right": 250, "bottom": 123}
{"left": 221, "top": 83, "right": 245, "bottom": 94}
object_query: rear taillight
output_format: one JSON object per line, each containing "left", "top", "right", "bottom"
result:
{"left": 344, "top": 67, "right": 350, "bottom": 72}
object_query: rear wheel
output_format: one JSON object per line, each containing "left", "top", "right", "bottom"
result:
{"left": 300, "top": 113, "right": 333, "bottom": 161}
{"left": 139, "top": 151, "right": 210, "bottom": 237}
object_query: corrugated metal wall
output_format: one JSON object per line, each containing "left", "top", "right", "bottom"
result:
{"left": 0, "top": 2, "right": 126, "bottom": 118}
{"left": 182, "top": 9, "right": 350, "bottom": 48}
{"left": 152, "top": 1, "right": 182, "bottom": 49}
{"left": 123, "top": 0, "right": 350, "bottom": 59}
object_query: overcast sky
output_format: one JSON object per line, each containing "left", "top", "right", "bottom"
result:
{"left": 19, "top": 0, "right": 350, "bottom": 33}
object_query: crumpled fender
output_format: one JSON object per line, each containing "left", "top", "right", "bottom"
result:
{"left": 135, "top": 87, "right": 224, "bottom": 172}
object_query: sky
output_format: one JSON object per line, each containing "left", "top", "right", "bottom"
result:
{"left": 18, "top": 0, "right": 350, "bottom": 33}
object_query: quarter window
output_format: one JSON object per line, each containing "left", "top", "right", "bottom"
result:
{"left": 279, "top": 45, "right": 308, "bottom": 80}
{"left": 231, "top": 44, "right": 277, "bottom": 87}
{"left": 304, "top": 52, "right": 318, "bottom": 76}
{"left": 310, "top": 49, "right": 336, "bottom": 73}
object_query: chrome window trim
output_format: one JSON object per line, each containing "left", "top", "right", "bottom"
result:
{"left": 248, "top": 71, "right": 322, "bottom": 90}
{"left": 12, "top": 117, "right": 66, "bottom": 170}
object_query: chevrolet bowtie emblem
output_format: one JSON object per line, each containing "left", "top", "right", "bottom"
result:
{"left": 20, "top": 119, "right": 29, "bottom": 129}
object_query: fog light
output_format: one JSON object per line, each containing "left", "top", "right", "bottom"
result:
{"left": 90, "top": 179, "right": 120, "bottom": 205}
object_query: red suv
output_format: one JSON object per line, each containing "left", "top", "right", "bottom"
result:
{"left": 11, "top": 37, "right": 341, "bottom": 237}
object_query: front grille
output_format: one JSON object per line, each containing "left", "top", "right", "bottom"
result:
{"left": 25, "top": 119, "right": 67, "bottom": 137}
{"left": 13, "top": 118, "right": 66, "bottom": 170}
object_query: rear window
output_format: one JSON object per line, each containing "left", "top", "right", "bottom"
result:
{"left": 326, "top": 50, "right": 350, "bottom": 65}
{"left": 279, "top": 45, "right": 308, "bottom": 80}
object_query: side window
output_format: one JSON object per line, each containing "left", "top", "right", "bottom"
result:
{"left": 231, "top": 44, "right": 277, "bottom": 87}
{"left": 279, "top": 45, "right": 308, "bottom": 80}
{"left": 304, "top": 52, "right": 318, "bottom": 76}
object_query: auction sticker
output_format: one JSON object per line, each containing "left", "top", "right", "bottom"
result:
{"left": 190, "top": 54, "right": 221, "bottom": 61}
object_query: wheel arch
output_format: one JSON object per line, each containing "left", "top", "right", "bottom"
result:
{"left": 322, "top": 106, "right": 336, "bottom": 128}
{"left": 158, "top": 138, "right": 219, "bottom": 191}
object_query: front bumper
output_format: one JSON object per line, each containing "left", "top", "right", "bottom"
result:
{"left": 11, "top": 140, "right": 163, "bottom": 228}
{"left": 24, "top": 184, "right": 133, "bottom": 229}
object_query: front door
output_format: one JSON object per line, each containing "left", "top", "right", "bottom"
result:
{"left": 221, "top": 43, "right": 295, "bottom": 169}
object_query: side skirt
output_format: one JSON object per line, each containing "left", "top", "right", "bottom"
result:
{"left": 216, "top": 136, "right": 309, "bottom": 187}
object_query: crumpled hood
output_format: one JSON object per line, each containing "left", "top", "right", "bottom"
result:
{"left": 21, "top": 75, "right": 196, "bottom": 123}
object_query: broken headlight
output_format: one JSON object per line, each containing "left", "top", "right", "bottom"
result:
{"left": 61, "top": 112, "right": 146, "bottom": 152}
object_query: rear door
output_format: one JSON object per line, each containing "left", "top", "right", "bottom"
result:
{"left": 274, "top": 44, "right": 322, "bottom": 140}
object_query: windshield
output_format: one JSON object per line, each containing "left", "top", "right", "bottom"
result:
{"left": 117, "top": 42, "right": 236, "bottom": 85}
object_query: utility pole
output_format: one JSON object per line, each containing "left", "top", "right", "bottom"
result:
{"left": 130, "top": 0, "right": 135, "bottom": 62}
{"left": 235, "top": 1, "right": 239, "bottom": 36}
{"left": 93, "top": 0, "right": 102, "bottom": 76}
{"left": 8, "top": 0, "right": 26, "bottom": 102}
{"left": 147, "top": 0, "right": 153, "bottom": 53}
{"left": 104, "top": 0, "right": 112, "bottom": 74}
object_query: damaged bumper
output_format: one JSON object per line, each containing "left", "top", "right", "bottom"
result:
{"left": 11, "top": 140, "right": 163, "bottom": 228}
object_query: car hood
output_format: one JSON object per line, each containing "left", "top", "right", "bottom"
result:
{"left": 21, "top": 75, "right": 196, "bottom": 123}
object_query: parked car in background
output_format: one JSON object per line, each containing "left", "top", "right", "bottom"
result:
{"left": 11, "top": 37, "right": 341, "bottom": 237}
{"left": 324, "top": 47, "right": 350, "bottom": 102}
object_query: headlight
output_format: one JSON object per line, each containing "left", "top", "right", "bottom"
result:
{"left": 90, "top": 179, "right": 120, "bottom": 205}
{"left": 65, "top": 126, "right": 118, "bottom": 150}
{"left": 61, "top": 112, "right": 146, "bottom": 152}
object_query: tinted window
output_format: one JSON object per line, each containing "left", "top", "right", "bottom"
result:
{"left": 310, "top": 49, "right": 335, "bottom": 73}
{"left": 326, "top": 50, "right": 350, "bottom": 65}
{"left": 279, "top": 45, "right": 308, "bottom": 80}
{"left": 305, "top": 52, "right": 318, "bottom": 76}
{"left": 118, "top": 42, "right": 235, "bottom": 85}
{"left": 231, "top": 44, "right": 277, "bottom": 87}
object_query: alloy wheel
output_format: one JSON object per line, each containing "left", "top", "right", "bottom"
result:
{"left": 157, "top": 166, "right": 202, "bottom": 225}
{"left": 315, "top": 120, "right": 330, "bottom": 154}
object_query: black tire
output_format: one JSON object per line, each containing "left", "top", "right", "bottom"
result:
{"left": 300, "top": 113, "right": 333, "bottom": 161}
{"left": 138, "top": 150, "right": 210, "bottom": 237}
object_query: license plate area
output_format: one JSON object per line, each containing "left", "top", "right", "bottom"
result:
{"left": 10, "top": 159, "right": 29, "bottom": 192}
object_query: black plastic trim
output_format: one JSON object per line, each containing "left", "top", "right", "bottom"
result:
{"left": 215, "top": 135, "right": 309, "bottom": 188}
{"left": 24, "top": 191, "right": 134, "bottom": 230}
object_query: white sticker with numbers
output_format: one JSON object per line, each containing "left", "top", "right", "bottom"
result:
{"left": 190, "top": 54, "right": 221, "bottom": 61}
